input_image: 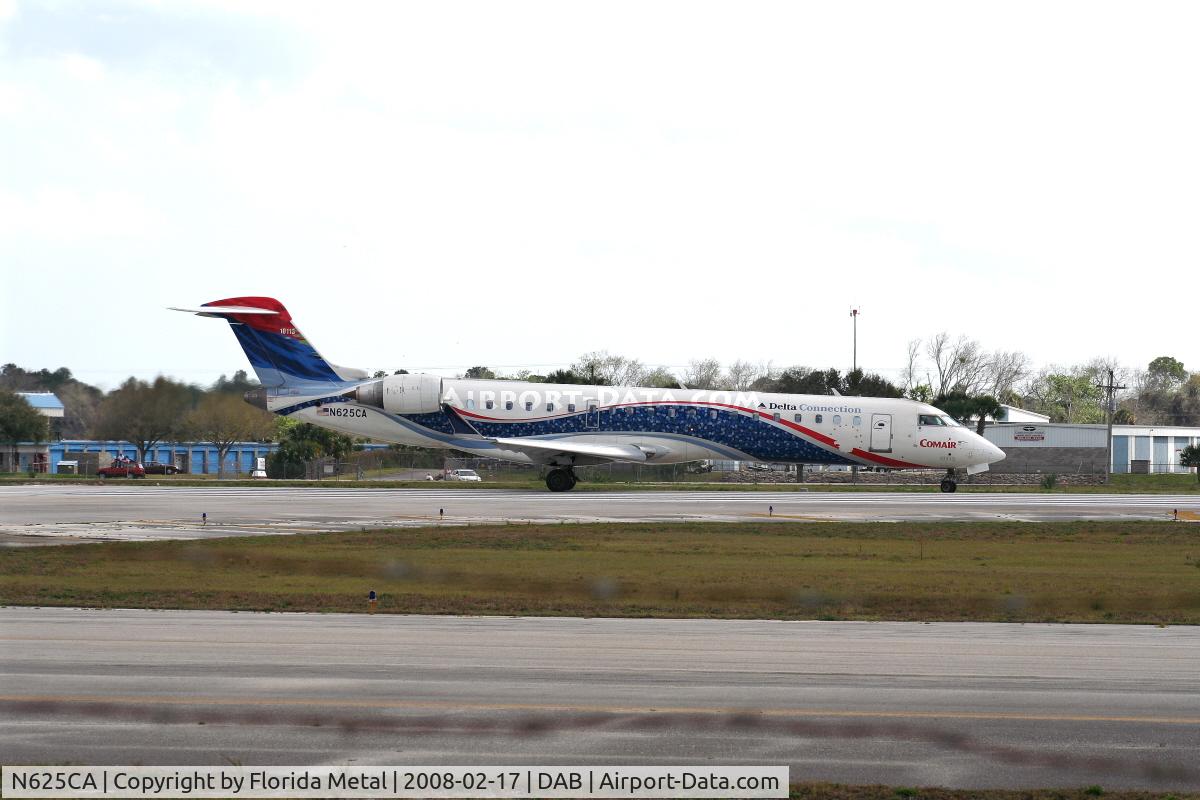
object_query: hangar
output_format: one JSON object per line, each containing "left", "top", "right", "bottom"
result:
{"left": 983, "top": 423, "right": 1200, "bottom": 476}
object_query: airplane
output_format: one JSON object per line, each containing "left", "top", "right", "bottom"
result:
{"left": 172, "top": 296, "right": 1006, "bottom": 492}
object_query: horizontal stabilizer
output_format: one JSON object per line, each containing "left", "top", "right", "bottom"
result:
{"left": 169, "top": 305, "right": 280, "bottom": 317}
{"left": 490, "top": 437, "right": 652, "bottom": 464}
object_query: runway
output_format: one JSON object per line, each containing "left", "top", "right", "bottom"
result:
{"left": 0, "top": 485, "right": 1194, "bottom": 544}
{"left": 1, "top": 608, "right": 1197, "bottom": 790}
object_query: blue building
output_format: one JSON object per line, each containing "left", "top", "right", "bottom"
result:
{"left": 49, "top": 440, "right": 280, "bottom": 475}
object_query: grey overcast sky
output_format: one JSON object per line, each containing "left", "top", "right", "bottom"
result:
{"left": 1, "top": 0, "right": 1197, "bottom": 389}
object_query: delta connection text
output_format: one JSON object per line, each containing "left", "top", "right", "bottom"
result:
{"left": 2, "top": 765, "right": 789, "bottom": 798}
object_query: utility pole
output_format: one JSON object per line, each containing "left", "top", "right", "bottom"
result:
{"left": 850, "top": 308, "right": 860, "bottom": 485}
{"left": 1098, "top": 368, "right": 1126, "bottom": 483}
{"left": 850, "top": 308, "right": 860, "bottom": 373}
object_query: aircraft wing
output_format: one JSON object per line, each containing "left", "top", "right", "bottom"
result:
{"left": 488, "top": 437, "right": 653, "bottom": 464}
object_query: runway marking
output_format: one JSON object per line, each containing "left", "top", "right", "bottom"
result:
{"left": 4, "top": 694, "right": 1198, "bottom": 726}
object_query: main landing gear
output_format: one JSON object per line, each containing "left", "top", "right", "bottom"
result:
{"left": 940, "top": 469, "right": 958, "bottom": 493}
{"left": 546, "top": 467, "right": 578, "bottom": 492}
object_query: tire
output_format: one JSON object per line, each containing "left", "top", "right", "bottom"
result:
{"left": 546, "top": 469, "right": 573, "bottom": 492}
{"left": 940, "top": 479, "right": 957, "bottom": 493}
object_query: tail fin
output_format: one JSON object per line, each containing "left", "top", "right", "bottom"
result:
{"left": 171, "top": 296, "right": 367, "bottom": 387}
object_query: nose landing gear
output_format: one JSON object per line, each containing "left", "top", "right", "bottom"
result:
{"left": 940, "top": 469, "right": 958, "bottom": 493}
{"left": 546, "top": 467, "right": 578, "bottom": 492}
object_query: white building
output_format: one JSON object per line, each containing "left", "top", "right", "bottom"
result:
{"left": 1111, "top": 425, "right": 1199, "bottom": 474}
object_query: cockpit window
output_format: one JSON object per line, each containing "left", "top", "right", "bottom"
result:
{"left": 918, "top": 414, "right": 944, "bottom": 426}
{"left": 941, "top": 416, "right": 962, "bottom": 427}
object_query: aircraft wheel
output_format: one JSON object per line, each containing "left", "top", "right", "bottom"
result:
{"left": 546, "top": 468, "right": 574, "bottom": 492}
{"left": 940, "top": 478, "right": 957, "bottom": 493}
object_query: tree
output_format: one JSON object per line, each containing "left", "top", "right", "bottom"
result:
{"left": 641, "top": 367, "right": 681, "bottom": 389}
{"left": 724, "top": 360, "right": 760, "bottom": 391}
{"left": 1023, "top": 368, "right": 1105, "bottom": 423}
{"left": 540, "top": 369, "right": 587, "bottom": 385}
{"left": 926, "top": 333, "right": 988, "bottom": 395}
{"left": 1, "top": 363, "right": 104, "bottom": 438}
{"left": 570, "top": 352, "right": 645, "bottom": 386}
{"left": 935, "top": 392, "right": 1003, "bottom": 434}
{"left": 94, "top": 377, "right": 194, "bottom": 463}
{"left": 683, "top": 358, "right": 723, "bottom": 390}
{"left": 0, "top": 391, "right": 49, "bottom": 470}
{"left": 1146, "top": 356, "right": 1187, "bottom": 392}
{"left": 845, "top": 368, "right": 903, "bottom": 398}
{"left": 984, "top": 351, "right": 1031, "bottom": 403}
{"left": 1180, "top": 444, "right": 1200, "bottom": 484}
{"left": 267, "top": 422, "right": 356, "bottom": 479}
{"left": 209, "top": 370, "right": 258, "bottom": 395}
{"left": 463, "top": 366, "right": 496, "bottom": 380}
{"left": 900, "top": 339, "right": 923, "bottom": 396}
{"left": 187, "top": 393, "right": 276, "bottom": 477}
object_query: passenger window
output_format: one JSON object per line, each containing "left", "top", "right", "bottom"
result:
{"left": 709, "top": 409, "right": 718, "bottom": 419}
{"left": 687, "top": 408, "right": 697, "bottom": 417}
{"left": 853, "top": 415, "right": 862, "bottom": 426}
{"left": 466, "top": 399, "right": 476, "bottom": 410}
{"left": 525, "top": 401, "right": 533, "bottom": 411}
{"left": 772, "top": 412, "right": 780, "bottom": 422}
{"left": 668, "top": 408, "right": 677, "bottom": 418}
{"left": 833, "top": 414, "right": 841, "bottom": 425}
{"left": 794, "top": 413, "right": 802, "bottom": 423}
{"left": 626, "top": 407, "right": 634, "bottom": 415}
{"left": 815, "top": 414, "right": 823, "bottom": 424}
{"left": 546, "top": 402, "right": 554, "bottom": 412}
{"left": 918, "top": 414, "right": 944, "bottom": 426}
{"left": 485, "top": 400, "right": 494, "bottom": 410}
{"left": 568, "top": 403, "right": 576, "bottom": 413}
{"left": 505, "top": 401, "right": 514, "bottom": 411}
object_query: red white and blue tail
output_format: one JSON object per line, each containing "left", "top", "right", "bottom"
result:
{"left": 170, "top": 296, "right": 367, "bottom": 387}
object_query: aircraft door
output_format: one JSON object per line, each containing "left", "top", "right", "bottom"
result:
{"left": 870, "top": 414, "right": 892, "bottom": 452}
{"left": 586, "top": 402, "right": 600, "bottom": 429}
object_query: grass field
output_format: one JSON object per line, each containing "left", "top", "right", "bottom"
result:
{"left": 3, "top": 521, "right": 1198, "bottom": 623}
{"left": 1, "top": 472, "right": 1197, "bottom": 492}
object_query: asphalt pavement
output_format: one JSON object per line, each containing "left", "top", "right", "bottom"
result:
{"left": 1, "top": 608, "right": 1197, "bottom": 791}
{"left": 0, "top": 485, "right": 1195, "bottom": 544}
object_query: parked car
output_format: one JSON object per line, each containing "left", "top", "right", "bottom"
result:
{"left": 143, "top": 461, "right": 183, "bottom": 475}
{"left": 746, "top": 463, "right": 772, "bottom": 472}
{"left": 98, "top": 461, "right": 146, "bottom": 478}
{"left": 445, "top": 468, "right": 482, "bottom": 482}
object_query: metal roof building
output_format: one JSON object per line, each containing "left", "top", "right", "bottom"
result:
{"left": 1111, "top": 425, "right": 1199, "bottom": 474}
{"left": 16, "top": 392, "right": 64, "bottom": 418}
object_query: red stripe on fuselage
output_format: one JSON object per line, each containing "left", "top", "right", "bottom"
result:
{"left": 849, "top": 448, "right": 925, "bottom": 469}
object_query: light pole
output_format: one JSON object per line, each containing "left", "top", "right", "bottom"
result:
{"left": 850, "top": 308, "right": 860, "bottom": 373}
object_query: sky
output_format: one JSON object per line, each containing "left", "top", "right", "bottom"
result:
{"left": 1, "top": 0, "right": 1197, "bottom": 390}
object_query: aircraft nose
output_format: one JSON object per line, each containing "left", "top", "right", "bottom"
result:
{"left": 985, "top": 439, "right": 1005, "bottom": 462}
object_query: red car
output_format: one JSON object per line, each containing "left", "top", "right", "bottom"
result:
{"left": 98, "top": 461, "right": 146, "bottom": 478}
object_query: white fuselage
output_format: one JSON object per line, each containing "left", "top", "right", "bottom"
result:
{"left": 268, "top": 377, "right": 1005, "bottom": 472}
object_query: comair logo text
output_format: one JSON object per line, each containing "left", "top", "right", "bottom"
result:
{"left": 919, "top": 439, "right": 957, "bottom": 448}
